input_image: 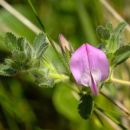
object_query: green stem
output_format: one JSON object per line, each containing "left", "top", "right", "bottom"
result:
{"left": 100, "top": 91, "right": 130, "bottom": 116}
{"left": 27, "top": 0, "right": 45, "bottom": 31}
{"left": 50, "top": 40, "right": 70, "bottom": 74}
{"left": 95, "top": 107, "right": 127, "bottom": 130}
{"left": 111, "top": 76, "right": 130, "bottom": 86}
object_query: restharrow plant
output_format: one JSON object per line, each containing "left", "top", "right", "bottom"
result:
{"left": 0, "top": 32, "right": 68, "bottom": 87}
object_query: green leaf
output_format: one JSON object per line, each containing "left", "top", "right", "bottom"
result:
{"left": 113, "top": 22, "right": 126, "bottom": 44}
{"left": 105, "top": 23, "right": 113, "bottom": 33}
{"left": 8, "top": 37, "right": 34, "bottom": 70}
{"left": 112, "top": 45, "right": 130, "bottom": 66}
{"left": 17, "top": 37, "right": 26, "bottom": 51}
{"left": 96, "top": 26, "right": 110, "bottom": 40}
{"left": 78, "top": 94, "right": 94, "bottom": 119}
{"left": 53, "top": 83, "right": 81, "bottom": 121}
{"left": 4, "top": 58, "right": 14, "bottom": 66}
{"left": 107, "top": 22, "right": 126, "bottom": 53}
{"left": 17, "top": 37, "right": 33, "bottom": 58}
{"left": 31, "top": 68, "right": 55, "bottom": 87}
{"left": 0, "top": 64, "right": 16, "bottom": 76}
{"left": 5, "top": 33, "right": 33, "bottom": 60}
{"left": 33, "top": 33, "right": 48, "bottom": 59}
{"left": 5, "top": 32, "right": 17, "bottom": 50}
{"left": 3, "top": 32, "right": 49, "bottom": 74}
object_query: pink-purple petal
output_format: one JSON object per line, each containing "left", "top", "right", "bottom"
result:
{"left": 86, "top": 44, "right": 109, "bottom": 81}
{"left": 90, "top": 73, "right": 98, "bottom": 95}
{"left": 70, "top": 43, "right": 109, "bottom": 95}
{"left": 70, "top": 44, "right": 90, "bottom": 85}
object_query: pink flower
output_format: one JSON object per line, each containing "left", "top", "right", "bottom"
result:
{"left": 59, "top": 34, "right": 71, "bottom": 52}
{"left": 70, "top": 44, "right": 109, "bottom": 95}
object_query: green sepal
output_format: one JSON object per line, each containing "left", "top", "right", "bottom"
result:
{"left": 78, "top": 94, "right": 94, "bottom": 119}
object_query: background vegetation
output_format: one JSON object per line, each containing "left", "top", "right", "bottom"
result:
{"left": 0, "top": 0, "right": 130, "bottom": 130}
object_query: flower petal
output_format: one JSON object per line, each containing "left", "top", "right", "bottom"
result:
{"left": 70, "top": 43, "right": 109, "bottom": 95}
{"left": 90, "top": 73, "right": 98, "bottom": 95}
{"left": 86, "top": 44, "right": 109, "bottom": 81}
{"left": 70, "top": 44, "right": 90, "bottom": 85}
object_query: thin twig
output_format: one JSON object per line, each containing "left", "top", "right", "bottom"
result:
{"left": 94, "top": 109, "right": 119, "bottom": 130}
{"left": 100, "top": 91, "right": 130, "bottom": 116}
{"left": 95, "top": 107, "right": 127, "bottom": 130}
{"left": 0, "top": 0, "right": 41, "bottom": 34}
{"left": 111, "top": 76, "right": 130, "bottom": 86}
{"left": 93, "top": 111, "right": 104, "bottom": 126}
{"left": 27, "top": 0, "right": 45, "bottom": 31}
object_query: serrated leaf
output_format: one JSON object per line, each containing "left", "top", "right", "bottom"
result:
{"left": 107, "top": 22, "right": 126, "bottom": 53}
{"left": 5, "top": 32, "right": 17, "bottom": 50}
{"left": 113, "top": 22, "right": 126, "bottom": 43}
{"left": 23, "top": 39, "right": 33, "bottom": 58}
{"left": 33, "top": 33, "right": 48, "bottom": 58}
{"left": 17, "top": 37, "right": 26, "bottom": 51}
{"left": 0, "top": 64, "right": 16, "bottom": 76}
{"left": 96, "top": 26, "right": 110, "bottom": 40}
{"left": 3, "top": 32, "right": 48, "bottom": 75}
{"left": 17, "top": 37, "right": 33, "bottom": 58}
{"left": 105, "top": 23, "right": 113, "bottom": 33}
{"left": 4, "top": 58, "right": 14, "bottom": 66}
{"left": 78, "top": 94, "right": 94, "bottom": 119}
{"left": 8, "top": 37, "right": 34, "bottom": 70}
{"left": 5, "top": 33, "right": 33, "bottom": 58}
{"left": 31, "top": 68, "right": 55, "bottom": 87}
{"left": 112, "top": 45, "right": 130, "bottom": 66}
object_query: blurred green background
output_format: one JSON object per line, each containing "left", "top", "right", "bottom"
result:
{"left": 0, "top": 0, "right": 130, "bottom": 130}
